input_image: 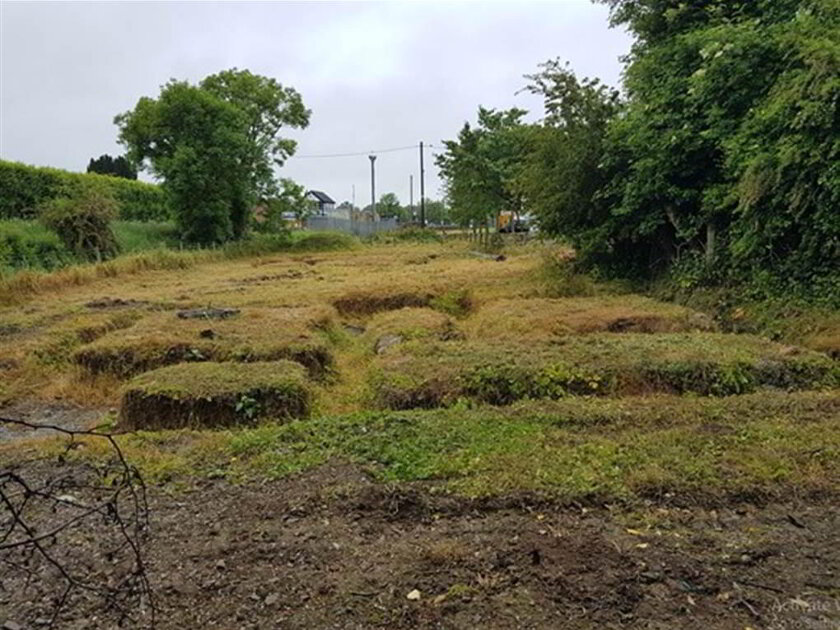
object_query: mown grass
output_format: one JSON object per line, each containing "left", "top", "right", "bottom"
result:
{"left": 0, "top": 230, "right": 358, "bottom": 306}
{"left": 369, "top": 334, "right": 839, "bottom": 408}
{"left": 17, "top": 390, "right": 837, "bottom": 503}
{"left": 3, "top": 238, "right": 838, "bottom": 509}
{"left": 73, "top": 305, "right": 337, "bottom": 379}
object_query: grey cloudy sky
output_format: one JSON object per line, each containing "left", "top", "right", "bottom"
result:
{"left": 0, "top": 0, "right": 631, "bottom": 206}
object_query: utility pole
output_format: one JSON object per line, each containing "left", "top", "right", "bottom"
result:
{"left": 369, "top": 155, "right": 377, "bottom": 220}
{"left": 409, "top": 174, "right": 414, "bottom": 220}
{"left": 419, "top": 141, "right": 426, "bottom": 228}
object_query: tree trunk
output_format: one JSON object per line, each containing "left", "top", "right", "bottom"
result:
{"left": 705, "top": 222, "right": 716, "bottom": 265}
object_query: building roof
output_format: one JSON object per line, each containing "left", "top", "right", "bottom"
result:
{"left": 306, "top": 190, "right": 335, "bottom": 204}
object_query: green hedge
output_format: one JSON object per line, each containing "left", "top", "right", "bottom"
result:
{"left": 0, "top": 160, "right": 169, "bottom": 221}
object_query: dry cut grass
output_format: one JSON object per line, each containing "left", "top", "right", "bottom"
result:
{"left": 73, "top": 305, "right": 338, "bottom": 380}
{"left": 464, "top": 295, "right": 716, "bottom": 343}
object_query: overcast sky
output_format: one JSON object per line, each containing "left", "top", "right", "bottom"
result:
{"left": 0, "top": 0, "right": 631, "bottom": 206}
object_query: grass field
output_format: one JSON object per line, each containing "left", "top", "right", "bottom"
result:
{"left": 1, "top": 236, "right": 838, "bottom": 628}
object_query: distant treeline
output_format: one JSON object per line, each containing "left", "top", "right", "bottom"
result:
{"left": 0, "top": 160, "right": 168, "bottom": 221}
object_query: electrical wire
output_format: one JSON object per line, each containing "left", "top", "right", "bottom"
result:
{"left": 290, "top": 143, "right": 437, "bottom": 159}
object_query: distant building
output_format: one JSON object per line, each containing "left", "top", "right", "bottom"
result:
{"left": 306, "top": 190, "right": 342, "bottom": 217}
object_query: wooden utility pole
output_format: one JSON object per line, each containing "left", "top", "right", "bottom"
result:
{"left": 369, "top": 155, "right": 377, "bottom": 219}
{"left": 419, "top": 142, "right": 426, "bottom": 228}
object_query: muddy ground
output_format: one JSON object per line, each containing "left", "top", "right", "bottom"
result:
{"left": 2, "top": 462, "right": 838, "bottom": 630}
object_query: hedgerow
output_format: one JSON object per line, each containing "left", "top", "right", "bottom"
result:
{"left": 0, "top": 160, "right": 169, "bottom": 221}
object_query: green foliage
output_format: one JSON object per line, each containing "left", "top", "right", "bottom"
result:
{"left": 488, "top": 2, "right": 839, "bottom": 289}
{"left": 255, "top": 178, "right": 314, "bottom": 233}
{"left": 376, "top": 192, "right": 403, "bottom": 220}
{"left": 436, "top": 107, "right": 529, "bottom": 228}
{"left": 0, "top": 220, "right": 75, "bottom": 272}
{"left": 422, "top": 199, "right": 451, "bottom": 225}
{"left": 0, "top": 160, "right": 168, "bottom": 221}
{"left": 515, "top": 60, "right": 619, "bottom": 246}
{"left": 112, "top": 220, "right": 178, "bottom": 253}
{"left": 87, "top": 154, "right": 137, "bottom": 179}
{"left": 115, "top": 68, "right": 310, "bottom": 245}
{"left": 39, "top": 186, "right": 120, "bottom": 262}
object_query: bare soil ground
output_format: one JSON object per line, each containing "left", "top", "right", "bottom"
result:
{"left": 3, "top": 462, "right": 839, "bottom": 630}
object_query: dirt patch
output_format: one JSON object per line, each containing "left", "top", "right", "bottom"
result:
{"left": 333, "top": 291, "right": 436, "bottom": 316}
{"left": 3, "top": 462, "right": 838, "bottom": 629}
{"left": 119, "top": 361, "right": 313, "bottom": 430}
{"left": 0, "top": 400, "right": 104, "bottom": 442}
{"left": 176, "top": 307, "right": 241, "bottom": 320}
{"left": 234, "top": 269, "right": 315, "bottom": 284}
{"left": 85, "top": 297, "right": 149, "bottom": 309}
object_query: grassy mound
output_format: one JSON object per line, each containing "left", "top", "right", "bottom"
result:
{"left": 369, "top": 333, "right": 839, "bottom": 409}
{"left": 74, "top": 306, "right": 336, "bottom": 379}
{"left": 362, "top": 308, "right": 461, "bottom": 351}
{"left": 464, "top": 296, "right": 715, "bottom": 343}
{"left": 120, "top": 360, "right": 312, "bottom": 429}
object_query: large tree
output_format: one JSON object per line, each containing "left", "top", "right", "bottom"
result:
{"left": 115, "top": 69, "right": 309, "bottom": 244}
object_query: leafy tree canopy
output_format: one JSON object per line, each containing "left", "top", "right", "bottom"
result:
{"left": 86, "top": 154, "right": 137, "bottom": 180}
{"left": 115, "top": 69, "right": 309, "bottom": 245}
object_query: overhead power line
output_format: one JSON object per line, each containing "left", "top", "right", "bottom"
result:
{"left": 290, "top": 143, "right": 437, "bottom": 159}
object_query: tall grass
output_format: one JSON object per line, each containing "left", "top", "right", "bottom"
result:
{"left": 0, "top": 219, "right": 75, "bottom": 272}
{"left": 113, "top": 220, "right": 178, "bottom": 253}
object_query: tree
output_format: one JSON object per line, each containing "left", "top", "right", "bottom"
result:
{"left": 436, "top": 107, "right": 529, "bottom": 238}
{"left": 515, "top": 60, "right": 619, "bottom": 250}
{"left": 87, "top": 154, "right": 137, "bottom": 179}
{"left": 592, "top": 0, "right": 833, "bottom": 279}
{"left": 115, "top": 69, "right": 309, "bottom": 245}
{"left": 376, "top": 193, "right": 403, "bottom": 220}
{"left": 257, "top": 178, "right": 315, "bottom": 232}
{"left": 423, "top": 200, "right": 450, "bottom": 225}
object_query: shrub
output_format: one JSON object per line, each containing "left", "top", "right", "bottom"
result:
{"left": 39, "top": 188, "right": 120, "bottom": 261}
{"left": 0, "top": 160, "right": 168, "bottom": 221}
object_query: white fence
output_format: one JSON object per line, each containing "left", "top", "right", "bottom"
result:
{"left": 305, "top": 216, "right": 399, "bottom": 237}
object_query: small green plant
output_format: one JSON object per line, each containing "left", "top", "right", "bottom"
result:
{"left": 235, "top": 393, "right": 262, "bottom": 420}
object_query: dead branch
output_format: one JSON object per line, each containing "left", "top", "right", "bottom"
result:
{"left": 0, "top": 417, "right": 155, "bottom": 628}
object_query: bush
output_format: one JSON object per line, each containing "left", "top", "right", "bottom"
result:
{"left": 0, "top": 220, "right": 76, "bottom": 272}
{"left": 40, "top": 188, "right": 120, "bottom": 262}
{"left": 0, "top": 160, "right": 168, "bottom": 221}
